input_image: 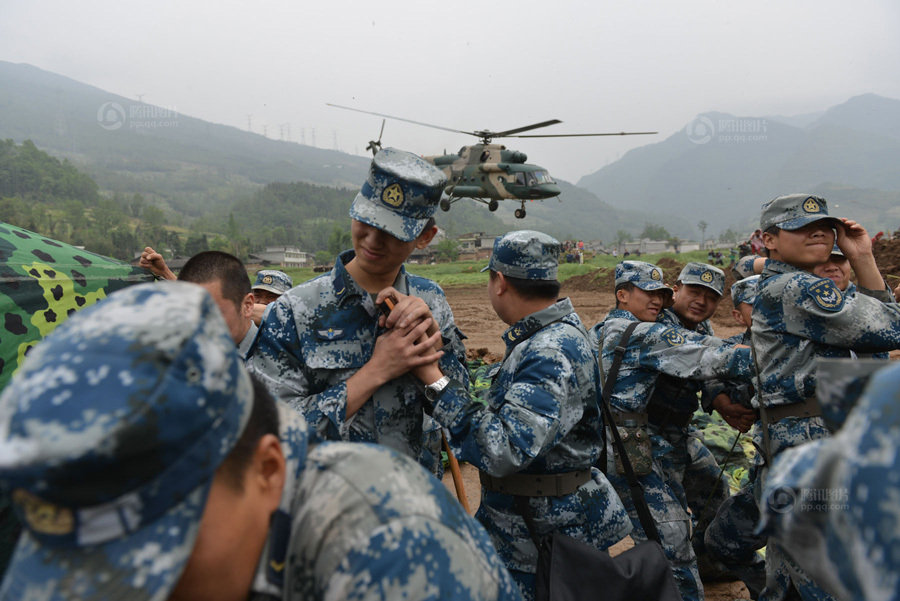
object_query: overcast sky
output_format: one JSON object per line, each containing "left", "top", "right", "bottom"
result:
{"left": 2, "top": 0, "right": 899, "bottom": 182}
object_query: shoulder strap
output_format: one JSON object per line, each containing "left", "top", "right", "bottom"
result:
{"left": 598, "top": 322, "right": 663, "bottom": 543}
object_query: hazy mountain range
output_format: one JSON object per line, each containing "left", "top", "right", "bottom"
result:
{"left": 578, "top": 93, "right": 900, "bottom": 234}
{"left": 2, "top": 60, "right": 898, "bottom": 242}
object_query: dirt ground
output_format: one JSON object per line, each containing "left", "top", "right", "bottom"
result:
{"left": 450, "top": 284, "right": 747, "bottom": 361}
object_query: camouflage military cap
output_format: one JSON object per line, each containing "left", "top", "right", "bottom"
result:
{"left": 252, "top": 269, "right": 293, "bottom": 295}
{"left": 615, "top": 260, "right": 674, "bottom": 304}
{"left": 760, "top": 193, "right": 840, "bottom": 231}
{"left": 349, "top": 147, "right": 448, "bottom": 242}
{"left": 481, "top": 229, "right": 560, "bottom": 280}
{"left": 732, "top": 255, "right": 758, "bottom": 280}
{"left": 0, "top": 281, "right": 252, "bottom": 601}
{"left": 730, "top": 274, "right": 760, "bottom": 306}
{"left": 677, "top": 262, "right": 725, "bottom": 295}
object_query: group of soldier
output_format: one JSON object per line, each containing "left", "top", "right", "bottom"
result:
{"left": 0, "top": 147, "right": 897, "bottom": 601}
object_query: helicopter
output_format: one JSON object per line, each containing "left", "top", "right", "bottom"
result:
{"left": 328, "top": 103, "right": 656, "bottom": 218}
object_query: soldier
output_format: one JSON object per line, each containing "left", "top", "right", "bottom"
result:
{"left": 250, "top": 269, "right": 293, "bottom": 326}
{"left": 251, "top": 269, "right": 293, "bottom": 305}
{"left": 648, "top": 263, "right": 753, "bottom": 582}
{"left": 759, "top": 361, "right": 900, "bottom": 601}
{"left": 0, "top": 282, "right": 523, "bottom": 601}
{"left": 750, "top": 193, "right": 900, "bottom": 600}
{"left": 177, "top": 250, "right": 258, "bottom": 360}
{"left": 811, "top": 244, "right": 851, "bottom": 291}
{"left": 415, "top": 230, "right": 631, "bottom": 600}
{"left": 247, "top": 148, "right": 468, "bottom": 475}
{"left": 593, "top": 260, "right": 752, "bottom": 601}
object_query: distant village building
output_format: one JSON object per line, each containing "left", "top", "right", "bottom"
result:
{"left": 255, "top": 246, "right": 312, "bottom": 268}
{"left": 456, "top": 232, "right": 496, "bottom": 261}
{"left": 616, "top": 239, "right": 702, "bottom": 254}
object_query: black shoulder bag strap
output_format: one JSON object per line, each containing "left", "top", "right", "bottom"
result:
{"left": 598, "top": 321, "right": 662, "bottom": 544}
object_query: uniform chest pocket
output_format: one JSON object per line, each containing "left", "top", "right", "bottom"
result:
{"left": 301, "top": 338, "right": 368, "bottom": 370}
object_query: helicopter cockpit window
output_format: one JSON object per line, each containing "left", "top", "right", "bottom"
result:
{"left": 524, "top": 173, "right": 538, "bottom": 186}
{"left": 515, "top": 173, "right": 526, "bottom": 185}
{"left": 532, "top": 170, "right": 555, "bottom": 184}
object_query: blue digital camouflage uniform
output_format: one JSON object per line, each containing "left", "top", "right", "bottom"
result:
{"left": 429, "top": 231, "right": 631, "bottom": 600}
{"left": 595, "top": 307, "right": 752, "bottom": 601}
{"left": 759, "top": 362, "right": 900, "bottom": 601}
{"left": 247, "top": 250, "right": 467, "bottom": 475}
{"left": 651, "top": 263, "right": 733, "bottom": 557}
{"left": 752, "top": 193, "right": 900, "bottom": 601}
{"left": 593, "top": 260, "right": 754, "bottom": 601}
{"left": 252, "top": 406, "right": 524, "bottom": 601}
{"left": 247, "top": 147, "right": 467, "bottom": 475}
{"left": 0, "top": 281, "right": 523, "bottom": 601}
{"left": 701, "top": 275, "right": 767, "bottom": 594}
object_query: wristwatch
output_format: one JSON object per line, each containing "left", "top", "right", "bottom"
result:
{"left": 424, "top": 375, "right": 451, "bottom": 402}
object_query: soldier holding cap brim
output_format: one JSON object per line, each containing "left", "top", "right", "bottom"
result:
{"left": 748, "top": 193, "right": 900, "bottom": 600}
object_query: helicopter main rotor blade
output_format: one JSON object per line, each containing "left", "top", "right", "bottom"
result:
{"left": 490, "top": 119, "right": 563, "bottom": 137}
{"left": 509, "top": 131, "right": 658, "bottom": 138}
{"left": 326, "top": 103, "right": 478, "bottom": 137}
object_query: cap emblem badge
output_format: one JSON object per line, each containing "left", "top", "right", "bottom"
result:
{"left": 382, "top": 183, "right": 405, "bottom": 207}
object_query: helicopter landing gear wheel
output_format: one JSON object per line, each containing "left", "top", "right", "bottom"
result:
{"left": 514, "top": 208, "right": 526, "bottom": 219}
{"left": 488, "top": 199, "right": 499, "bottom": 212}
{"left": 440, "top": 198, "right": 451, "bottom": 212}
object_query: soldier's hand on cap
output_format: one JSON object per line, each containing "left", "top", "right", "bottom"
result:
{"left": 712, "top": 393, "right": 756, "bottom": 433}
{"left": 835, "top": 218, "right": 873, "bottom": 260}
{"left": 139, "top": 246, "right": 176, "bottom": 280}
{"left": 376, "top": 287, "right": 443, "bottom": 351}
{"left": 369, "top": 317, "right": 444, "bottom": 382}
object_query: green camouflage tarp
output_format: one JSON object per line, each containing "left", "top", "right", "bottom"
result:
{"left": 0, "top": 222, "right": 152, "bottom": 391}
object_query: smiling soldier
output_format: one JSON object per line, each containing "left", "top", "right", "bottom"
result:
{"left": 593, "top": 260, "right": 752, "bottom": 601}
{"left": 247, "top": 148, "right": 468, "bottom": 476}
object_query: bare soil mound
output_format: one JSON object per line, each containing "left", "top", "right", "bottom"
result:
{"left": 874, "top": 237, "right": 900, "bottom": 281}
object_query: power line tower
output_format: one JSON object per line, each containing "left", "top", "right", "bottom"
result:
{"left": 247, "top": 115, "right": 253, "bottom": 132}
{"left": 311, "top": 127, "right": 316, "bottom": 147}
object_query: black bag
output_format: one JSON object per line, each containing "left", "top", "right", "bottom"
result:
{"left": 528, "top": 321, "right": 682, "bottom": 601}
{"left": 534, "top": 532, "right": 680, "bottom": 601}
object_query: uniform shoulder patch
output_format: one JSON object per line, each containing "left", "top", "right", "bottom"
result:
{"left": 661, "top": 328, "right": 685, "bottom": 347}
{"left": 806, "top": 278, "right": 844, "bottom": 312}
